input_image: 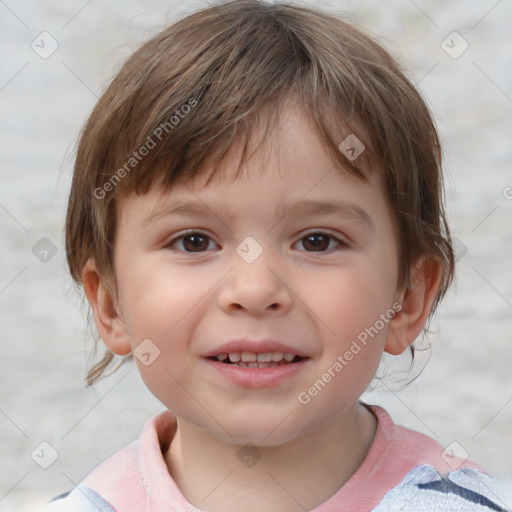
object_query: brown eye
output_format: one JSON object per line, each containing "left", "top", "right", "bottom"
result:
{"left": 182, "top": 234, "right": 209, "bottom": 252}
{"left": 297, "top": 232, "right": 347, "bottom": 252}
{"left": 303, "top": 234, "right": 329, "bottom": 251}
{"left": 167, "top": 232, "right": 216, "bottom": 252}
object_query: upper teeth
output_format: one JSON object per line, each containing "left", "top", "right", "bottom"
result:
{"left": 216, "top": 352, "right": 296, "bottom": 363}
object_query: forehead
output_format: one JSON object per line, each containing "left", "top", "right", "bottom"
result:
{"left": 116, "top": 121, "right": 387, "bottom": 239}
{"left": 115, "top": 102, "right": 386, "bottom": 232}
{"left": 115, "top": 95, "right": 377, "bottom": 203}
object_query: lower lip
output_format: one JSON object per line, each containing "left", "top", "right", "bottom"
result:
{"left": 202, "top": 358, "right": 309, "bottom": 388}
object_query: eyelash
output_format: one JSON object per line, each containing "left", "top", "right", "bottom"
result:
{"left": 165, "top": 230, "right": 349, "bottom": 254}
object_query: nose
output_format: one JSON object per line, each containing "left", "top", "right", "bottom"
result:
{"left": 218, "top": 247, "right": 293, "bottom": 316}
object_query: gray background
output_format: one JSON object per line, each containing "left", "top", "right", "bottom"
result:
{"left": 0, "top": 0, "right": 511, "bottom": 510}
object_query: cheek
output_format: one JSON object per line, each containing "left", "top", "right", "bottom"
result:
{"left": 118, "top": 258, "right": 209, "bottom": 340}
{"left": 310, "top": 255, "right": 396, "bottom": 328}
{"left": 133, "top": 355, "right": 198, "bottom": 419}
{"left": 304, "top": 253, "right": 397, "bottom": 381}
{"left": 117, "top": 261, "right": 212, "bottom": 392}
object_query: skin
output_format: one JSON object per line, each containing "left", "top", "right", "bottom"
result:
{"left": 82, "top": 104, "right": 442, "bottom": 512}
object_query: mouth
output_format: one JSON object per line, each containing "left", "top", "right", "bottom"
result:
{"left": 203, "top": 341, "right": 310, "bottom": 387}
{"left": 206, "top": 352, "right": 307, "bottom": 368}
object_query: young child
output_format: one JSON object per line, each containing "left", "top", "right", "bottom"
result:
{"left": 43, "top": 1, "right": 509, "bottom": 511}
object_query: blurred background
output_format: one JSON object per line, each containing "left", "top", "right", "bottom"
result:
{"left": 0, "top": 0, "right": 511, "bottom": 510}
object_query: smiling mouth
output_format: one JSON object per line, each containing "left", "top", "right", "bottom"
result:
{"left": 207, "top": 352, "right": 306, "bottom": 368}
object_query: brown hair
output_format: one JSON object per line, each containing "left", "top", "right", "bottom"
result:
{"left": 65, "top": 0, "right": 455, "bottom": 385}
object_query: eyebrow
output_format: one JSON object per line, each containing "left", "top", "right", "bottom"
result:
{"left": 142, "top": 199, "right": 374, "bottom": 230}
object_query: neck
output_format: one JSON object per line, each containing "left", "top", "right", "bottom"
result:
{"left": 165, "top": 402, "right": 377, "bottom": 512}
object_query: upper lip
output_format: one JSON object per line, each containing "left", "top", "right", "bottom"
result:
{"left": 203, "top": 338, "right": 307, "bottom": 358}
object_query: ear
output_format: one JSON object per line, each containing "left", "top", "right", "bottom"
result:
{"left": 81, "top": 259, "right": 132, "bottom": 356}
{"left": 385, "top": 258, "right": 443, "bottom": 355}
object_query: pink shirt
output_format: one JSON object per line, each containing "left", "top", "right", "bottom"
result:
{"left": 78, "top": 404, "right": 482, "bottom": 511}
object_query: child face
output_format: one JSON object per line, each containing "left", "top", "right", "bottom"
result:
{"left": 111, "top": 107, "right": 401, "bottom": 445}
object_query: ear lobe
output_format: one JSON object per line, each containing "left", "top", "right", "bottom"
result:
{"left": 81, "top": 259, "right": 132, "bottom": 356}
{"left": 385, "top": 258, "right": 443, "bottom": 355}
